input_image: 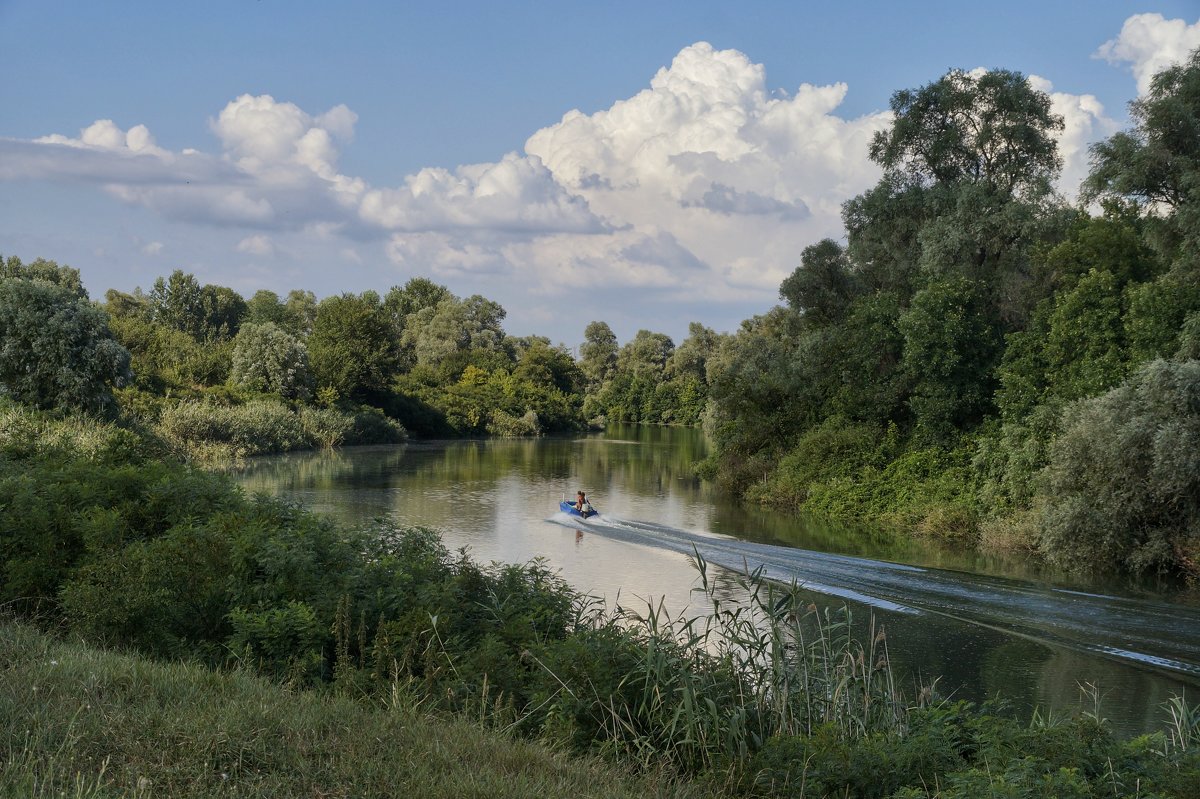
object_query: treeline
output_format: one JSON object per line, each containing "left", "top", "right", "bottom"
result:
{"left": 0, "top": 256, "right": 603, "bottom": 454}
{"left": 0, "top": 249, "right": 717, "bottom": 453}
{"left": 3, "top": 402, "right": 1197, "bottom": 797}
{"left": 694, "top": 54, "right": 1200, "bottom": 580}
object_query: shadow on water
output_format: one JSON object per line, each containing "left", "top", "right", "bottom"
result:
{"left": 231, "top": 424, "right": 1200, "bottom": 737}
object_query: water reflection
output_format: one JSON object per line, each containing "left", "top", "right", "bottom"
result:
{"left": 230, "top": 425, "right": 1200, "bottom": 737}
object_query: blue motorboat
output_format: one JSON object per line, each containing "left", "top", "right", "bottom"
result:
{"left": 560, "top": 497, "right": 598, "bottom": 519}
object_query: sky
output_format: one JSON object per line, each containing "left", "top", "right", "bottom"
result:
{"left": 2, "top": 2, "right": 1199, "bottom": 347}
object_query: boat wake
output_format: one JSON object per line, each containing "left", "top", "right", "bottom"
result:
{"left": 547, "top": 511, "right": 1200, "bottom": 682}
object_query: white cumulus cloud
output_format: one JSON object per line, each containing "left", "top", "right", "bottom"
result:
{"left": 1027, "top": 75, "right": 1118, "bottom": 197}
{"left": 360, "top": 152, "right": 603, "bottom": 234}
{"left": 523, "top": 42, "right": 892, "bottom": 293}
{"left": 1097, "top": 13, "right": 1200, "bottom": 95}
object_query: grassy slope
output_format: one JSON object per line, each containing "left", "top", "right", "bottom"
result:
{"left": 0, "top": 623, "right": 699, "bottom": 799}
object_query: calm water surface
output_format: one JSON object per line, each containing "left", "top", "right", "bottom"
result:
{"left": 232, "top": 424, "right": 1200, "bottom": 736}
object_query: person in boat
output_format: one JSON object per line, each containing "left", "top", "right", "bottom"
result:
{"left": 575, "top": 491, "right": 592, "bottom": 515}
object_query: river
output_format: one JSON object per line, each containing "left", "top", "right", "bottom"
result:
{"left": 231, "top": 423, "right": 1200, "bottom": 737}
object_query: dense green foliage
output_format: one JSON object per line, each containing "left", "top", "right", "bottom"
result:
{"left": 92, "top": 270, "right": 601, "bottom": 445}
{"left": 0, "top": 256, "right": 131, "bottom": 414}
{"left": 584, "top": 323, "right": 718, "bottom": 426}
{"left": 1, "top": 402, "right": 1196, "bottom": 796}
{"left": 1040, "top": 360, "right": 1200, "bottom": 576}
{"left": 698, "top": 54, "right": 1200, "bottom": 580}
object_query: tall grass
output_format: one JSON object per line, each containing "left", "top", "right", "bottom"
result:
{"left": 155, "top": 399, "right": 405, "bottom": 460}
{"left": 523, "top": 551, "right": 910, "bottom": 775}
{"left": 0, "top": 621, "right": 699, "bottom": 799}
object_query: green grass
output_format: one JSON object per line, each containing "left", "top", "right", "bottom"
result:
{"left": 0, "top": 622, "right": 701, "bottom": 799}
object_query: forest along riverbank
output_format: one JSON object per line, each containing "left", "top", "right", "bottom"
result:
{"left": 233, "top": 423, "right": 1200, "bottom": 737}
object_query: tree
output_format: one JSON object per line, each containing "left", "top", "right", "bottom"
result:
{"left": 401, "top": 295, "right": 507, "bottom": 370}
{"left": 618, "top": 330, "right": 674, "bottom": 378}
{"left": 284, "top": 290, "right": 318, "bottom": 337}
{"left": 245, "top": 290, "right": 290, "bottom": 327}
{"left": 308, "top": 293, "right": 396, "bottom": 401}
{"left": 779, "top": 239, "right": 861, "bottom": 326}
{"left": 898, "top": 276, "right": 1000, "bottom": 443}
{"left": 1042, "top": 269, "right": 1128, "bottom": 402}
{"left": 104, "top": 288, "right": 151, "bottom": 320}
{"left": 1, "top": 255, "right": 86, "bottom": 298}
{"left": 870, "top": 68, "right": 1063, "bottom": 200}
{"left": 149, "top": 270, "right": 206, "bottom": 338}
{"left": 0, "top": 277, "right": 131, "bottom": 413}
{"left": 230, "top": 322, "right": 312, "bottom": 399}
{"left": 514, "top": 339, "right": 584, "bottom": 396}
{"left": 384, "top": 278, "right": 455, "bottom": 370}
{"left": 384, "top": 278, "right": 453, "bottom": 329}
{"left": 1084, "top": 48, "right": 1200, "bottom": 216}
{"left": 148, "top": 270, "right": 246, "bottom": 341}
{"left": 667, "top": 322, "right": 718, "bottom": 384}
{"left": 579, "top": 321, "right": 618, "bottom": 390}
{"left": 200, "top": 284, "right": 247, "bottom": 340}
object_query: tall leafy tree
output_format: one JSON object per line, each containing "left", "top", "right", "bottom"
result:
{"left": 1, "top": 255, "right": 86, "bottom": 298}
{"left": 779, "top": 239, "right": 862, "bottom": 327}
{"left": 284, "top": 290, "right": 318, "bottom": 337}
{"left": 308, "top": 292, "right": 396, "bottom": 401}
{"left": 401, "top": 295, "right": 507, "bottom": 370}
{"left": 148, "top": 270, "right": 246, "bottom": 341}
{"left": 667, "top": 322, "right": 718, "bottom": 384}
{"left": 870, "top": 68, "right": 1063, "bottom": 199}
{"left": 149, "top": 270, "right": 206, "bottom": 338}
{"left": 618, "top": 330, "right": 674, "bottom": 378}
{"left": 245, "top": 290, "right": 290, "bottom": 327}
{"left": 579, "top": 321, "right": 618, "bottom": 390}
{"left": 899, "top": 276, "right": 1000, "bottom": 442}
{"left": 0, "top": 275, "right": 131, "bottom": 413}
{"left": 1084, "top": 46, "right": 1200, "bottom": 245}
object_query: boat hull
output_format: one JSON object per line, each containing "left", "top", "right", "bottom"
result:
{"left": 559, "top": 500, "right": 598, "bottom": 519}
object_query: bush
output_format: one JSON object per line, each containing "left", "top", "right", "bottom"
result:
{"left": 749, "top": 420, "right": 884, "bottom": 506}
{"left": 346, "top": 405, "right": 407, "bottom": 445}
{"left": 229, "top": 321, "right": 312, "bottom": 399}
{"left": 487, "top": 409, "right": 542, "bottom": 437}
{"left": 1038, "top": 359, "right": 1200, "bottom": 578}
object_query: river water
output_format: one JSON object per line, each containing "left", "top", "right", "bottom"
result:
{"left": 232, "top": 423, "right": 1200, "bottom": 737}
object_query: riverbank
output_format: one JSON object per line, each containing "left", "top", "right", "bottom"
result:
{"left": 0, "top": 622, "right": 692, "bottom": 799}
{"left": 6, "top": 402, "right": 1200, "bottom": 797}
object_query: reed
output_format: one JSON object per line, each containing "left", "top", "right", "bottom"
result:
{"left": 532, "top": 549, "right": 911, "bottom": 775}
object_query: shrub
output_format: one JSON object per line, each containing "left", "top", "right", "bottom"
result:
{"left": 229, "top": 322, "right": 312, "bottom": 399}
{"left": 487, "top": 409, "right": 542, "bottom": 437}
{"left": 298, "top": 405, "right": 353, "bottom": 448}
{"left": 1038, "top": 359, "right": 1200, "bottom": 578}
{"left": 346, "top": 405, "right": 407, "bottom": 445}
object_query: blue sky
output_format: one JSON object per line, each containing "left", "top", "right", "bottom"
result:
{"left": 2, "top": 2, "right": 1199, "bottom": 345}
